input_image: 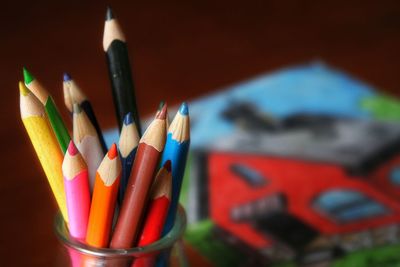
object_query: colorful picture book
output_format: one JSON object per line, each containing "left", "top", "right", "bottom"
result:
{"left": 105, "top": 62, "right": 400, "bottom": 267}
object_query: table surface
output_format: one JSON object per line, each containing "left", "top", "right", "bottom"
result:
{"left": 2, "top": 1, "right": 400, "bottom": 266}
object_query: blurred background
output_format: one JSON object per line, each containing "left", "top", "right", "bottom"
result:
{"left": 2, "top": 1, "right": 400, "bottom": 266}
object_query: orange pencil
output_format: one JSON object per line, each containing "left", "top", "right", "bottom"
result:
{"left": 86, "top": 143, "right": 121, "bottom": 248}
{"left": 131, "top": 161, "right": 172, "bottom": 267}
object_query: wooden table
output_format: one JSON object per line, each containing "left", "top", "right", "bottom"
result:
{"left": 1, "top": 1, "right": 400, "bottom": 266}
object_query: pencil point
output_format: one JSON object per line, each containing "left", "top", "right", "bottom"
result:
{"left": 123, "top": 112, "right": 133, "bottom": 125}
{"left": 73, "top": 103, "right": 82, "bottom": 114}
{"left": 108, "top": 143, "right": 118, "bottom": 159}
{"left": 19, "top": 81, "right": 30, "bottom": 96}
{"left": 164, "top": 160, "right": 172, "bottom": 172}
{"left": 23, "top": 67, "right": 35, "bottom": 84}
{"left": 158, "top": 101, "right": 165, "bottom": 111}
{"left": 156, "top": 103, "right": 168, "bottom": 119}
{"left": 67, "top": 140, "right": 79, "bottom": 156}
{"left": 106, "top": 6, "right": 114, "bottom": 21}
{"left": 179, "top": 102, "right": 189, "bottom": 115}
{"left": 63, "top": 73, "right": 72, "bottom": 82}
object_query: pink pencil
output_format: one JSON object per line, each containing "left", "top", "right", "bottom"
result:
{"left": 62, "top": 141, "right": 91, "bottom": 240}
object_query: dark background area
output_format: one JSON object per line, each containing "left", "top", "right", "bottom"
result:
{"left": 1, "top": 1, "right": 400, "bottom": 266}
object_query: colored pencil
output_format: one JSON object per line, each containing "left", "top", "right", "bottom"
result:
{"left": 23, "top": 67, "right": 71, "bottom": 153}
{"left": 110, "top": 104, "right": 167, "bottom": 249}
{"left": 160, "top": 102, "right": 190, "bottom": 235}
{"left": 118, "top": 112, "right": 140, "bottom": 204}
{"left": 155, "top": 101, "right": 170, "bottom": 132}
{"left": 86, "top": 143, "right": 121, "bottom": 248}
{"left": 103, "top": 6, "right": 141, "bottom": 132}
{"left": 63, "top": 73, "right": 107, "bottom": 153}
{"left": 19, "top": 82, "right": 68, "bottom": 222}
{"left": 131, "top": 161, "right": 172, "bottom": 267}
{"left": 73, "top": 103, "right": 104, "bottom": 192}
{"left": 62, "top": 141, "right": 91, "bottom": 240}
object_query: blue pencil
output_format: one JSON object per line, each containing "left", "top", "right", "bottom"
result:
{"left": 156, "top": 103, "right": 190, "bottom": 267}
{"left": 160, "top": 102, "right": 190, "bottom": 235}
{"left": 118, "top": 112, "right": 140, "bottom": 204}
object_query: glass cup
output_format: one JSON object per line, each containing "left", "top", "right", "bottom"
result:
{"left": 54, "top": 206, "right": 188, "bottom": 267}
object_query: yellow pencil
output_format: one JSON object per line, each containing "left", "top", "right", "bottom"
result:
{"left": 19, "top": 81, "right": 68, "bottom": 222}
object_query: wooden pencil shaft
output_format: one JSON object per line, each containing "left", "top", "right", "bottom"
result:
{"left": 45, "top": 97, "right": 71, "bottom": 153}
{"left": 22, "top": 116, "right": 68, "bottom": 222}
{"left": 106, "top": 40, "right": 141, "bottom": 133}
{"left": 110, "top": 145, "right": 160, "bottom": 248}
{"left": 63, "top": 170, "right": 90, "bottom": 240}
{"left": 138, "top": 196, "right": 170, "bottom": 246}
{"left": 81, "top": 100, "right": 107, "bottom": 153}
{"left": 132, "top": 197, "right": 169, "bottom": 267}
{"left": 160, "top": 107, "right": 190, "bottom": 236}
{"left": 161, "top": 140, "right": 190, "bottom": 235}
{"left": 73, "top": 106, "right": 104, "bottom": 192}
{"left": 25, "top": 79, "right": 49, "bottom": 105}
{"left": 119, "top": 149, "right": 136, "bottom": 205}
{"left": 20, "top": 83, "right": 69, "bottom": 221}
{"left": 76, "top": 137, "right": 103, "bottom": 192}
{"left": 86, "top": 173, "right": 120, "bottom": 247}
{"left": 86, "top": 144, "right": 120, "bottom": 247}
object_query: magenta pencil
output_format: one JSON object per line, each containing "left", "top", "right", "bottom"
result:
{"left": 62, "top": 141, "right": 91, "bottom": 240}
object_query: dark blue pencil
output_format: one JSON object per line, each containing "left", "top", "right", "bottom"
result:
{"left": 118, "top": 112, "right": 140, "bottom": 204}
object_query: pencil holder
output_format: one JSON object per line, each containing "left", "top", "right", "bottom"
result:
{"left": 54, "top": 206, "right": 188, "bottom": 267}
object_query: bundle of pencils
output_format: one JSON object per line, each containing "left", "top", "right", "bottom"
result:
{"left": 19, "top": 6, "right": 190, "bottom": 267}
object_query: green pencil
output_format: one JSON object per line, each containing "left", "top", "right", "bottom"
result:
{"left": 23, "top": 67, "right": 71, "bottom": 153}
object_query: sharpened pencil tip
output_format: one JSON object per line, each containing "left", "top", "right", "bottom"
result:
{"left": 179, "top": 102, "right": 189, "bottom": 115}
{"left": 19, "top": 81, "right": 30, "bottom": 96}
{"left": 108, "top": 143, "right": 118, "bottom": 159}
{"left": 106, "top": 6, "right": 114, "bottom": 21}
{"left": 63, "top": 73, "right": 72, "bottom": 82}
{"left": 156, "top": 103, "right": 168, "bottom": 119}
{"left": 73, "top": 103, "right": 82, "bottom": 114}
{"left": 123, "top": 112, "right": 133, "bottom": 125}
{"left": 23, "top": 67, "right": 35, "bottom": 84}
{"left": 164, "top": 160, "right": 172, "bottom": 172}
{"left": 67, "top": 141, "right": 79, "bottom": 156}
{"left": 157, "top": 101, "right": 165, "bottom": 111}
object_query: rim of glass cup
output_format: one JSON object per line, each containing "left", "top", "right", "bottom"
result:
{"left": 54, "top": 205, "right": 187, "bottom": 258}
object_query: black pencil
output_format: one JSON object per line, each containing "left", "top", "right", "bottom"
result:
{"left": 103, "top": 6, "right": 141, "bottom": 133}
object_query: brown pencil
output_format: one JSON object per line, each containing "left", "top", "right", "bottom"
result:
{"left": 110, "top": 105, "right": 167, "bottom": 249}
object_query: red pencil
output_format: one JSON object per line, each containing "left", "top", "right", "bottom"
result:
{"left": 131, "top": 161, "right": 172, "bottom": 267}
{"left": 110, "top": 105, "right": 167, "bottom": 249}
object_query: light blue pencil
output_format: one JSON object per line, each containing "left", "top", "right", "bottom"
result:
{"left": 156, "top": 102, "right": 190, "bottom": 267}
{"left": 160, "top": 102, "right": 190, "bottom": 235}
